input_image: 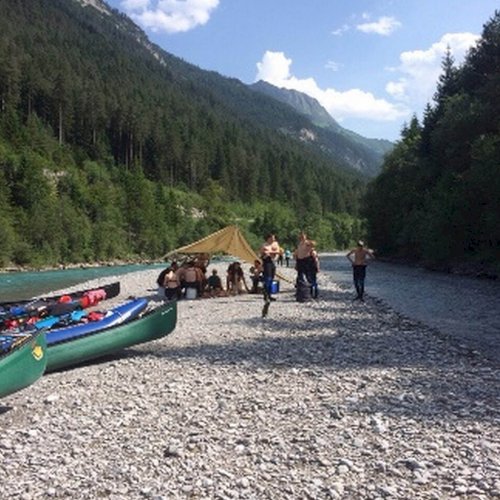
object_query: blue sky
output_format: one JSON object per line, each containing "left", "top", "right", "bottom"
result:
{"left": 103, "top": 0, "right": 498, "bottom": 141}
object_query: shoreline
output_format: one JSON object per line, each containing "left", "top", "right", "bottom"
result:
{"left": 2, "top": 250, "right": 497, "bottom": 283}
{"left": 0, "top": 258, "right": 165, "bottom": 274}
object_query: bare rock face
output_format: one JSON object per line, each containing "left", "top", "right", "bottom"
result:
{"left": 75, "top": 0, "right": 110, "bottom": 16}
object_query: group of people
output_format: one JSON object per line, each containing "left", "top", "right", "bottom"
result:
{"left": 276, "top": 248, "right": 293, "bottom": 267}
{"left": 157, "top": 258, "right": 258, "bottom": 300}
{"left": 157, "top": 259, "right": 206, "bottom": 300}
{"left": 258, "top": 231, "right": 374, "bottom": 304}
{"left": 158, "top": 233, "right": 374, "bottom": 304}
{"left": 258, "top": 231, "right": 320, "bottom": 303}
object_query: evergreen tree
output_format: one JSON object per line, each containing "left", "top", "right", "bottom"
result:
{"left": 365, "top": 11, "right": 500, "bottom": 269}
{"left": 0, "top": 0, "right": 370, "bottom": 267}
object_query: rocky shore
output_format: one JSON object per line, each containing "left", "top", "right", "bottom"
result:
{"left": 1, "top": 263, "right": 499, "bottom": 499}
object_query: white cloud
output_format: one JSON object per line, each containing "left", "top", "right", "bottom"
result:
{"left": 256, "top": 51, "right": 292, "bottom": 82}
{"left": 325, "top": 60, "right": 341, "bottom": 72}
{"left": 386, "top": 32, "right": 480, "bottom": 105}
{"left": 254, "top": 32, "right": 481, "bottom": 139}
{"left": 356, "top": 16, "right": 401, "bottom": 36}
{"left": 331, "top": 14, "right": 400, "bottom": 39}
{"left": 256, "top": 51, "right": 408, "bottom": 123}
{"left": 120, "top": 0, "right": 220, "bottom": 33}
{"left": 121, "top": 0, "right": 149, "bottom": 9}
{"left": 385, "top": 80, "right": 407, "bottom": 101}
{"left": 331, "top": 24, "right": 349, "bottom": 36}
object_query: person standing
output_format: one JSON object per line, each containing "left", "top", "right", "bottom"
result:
{"left": 309, "top": 244, "right": 320, "bottom": 299}
{"left": 260, "top": 233, "right": 280, "bottom": 316}
{"left": 294, "top": 232, "right": 315, "bottom": 285}
{"left": 346, "top": 240, "right": 375, "bottom": 301}
{"left": 284, "top": 249, "right": 292, "bottom": 267}
{"left": 277, "top": 247, "right": 284, "bottom": 266}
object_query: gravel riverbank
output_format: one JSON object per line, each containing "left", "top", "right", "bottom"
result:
{"left": 1, "top": 263, "right": 499, "bottom": 499}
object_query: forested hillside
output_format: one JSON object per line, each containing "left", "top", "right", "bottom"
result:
{"left": 0, "top": 0, "right": 366, "bottom": 267}
{"left": 364, "top": 11, "right": 499, "bottom": 273}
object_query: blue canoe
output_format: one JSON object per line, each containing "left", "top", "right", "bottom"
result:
{"left": 46, "top": 298, "right": 148, "bottom": 346}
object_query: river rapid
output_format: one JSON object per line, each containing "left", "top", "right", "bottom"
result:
{"left": 317, "top": 253, "right": 500, "bottom": 366}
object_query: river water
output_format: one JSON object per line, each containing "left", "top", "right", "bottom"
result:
{"left": 0, "top": 256, "right": 237, "bottom": 302}
{"left": 0, "top": 263, "right": 167, "bottom": 302}
{"left": 318, "top": 253, "right": 500, "bottom": 365}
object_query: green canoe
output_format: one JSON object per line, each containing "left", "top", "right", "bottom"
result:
{"left": 0, "top": 332, "right": 47, "bottom": 399}
{"left": 46, "top": 301, "right": 177, "bottom": 372}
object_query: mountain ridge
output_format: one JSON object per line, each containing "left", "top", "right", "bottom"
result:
{"left": 250, "top": 80, "right": 393, "bottom": 176}
{"left": 74, "top": 0, "right": 391, "bottom": 177}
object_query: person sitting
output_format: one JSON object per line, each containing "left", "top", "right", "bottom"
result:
{"left": 175, "top": 263, "right": 187, "bottom": 297}
{"left": 194, "top": 253, "right": 209, "bottom": 275}
{"left": 226, "top": 262, "right": 249, "bottom": 295}
{"left": 206, "top": 269, "right": 225, "bottom": 297}
{"left": 195, "top": 262, "right": 207, "bottom": 294}
{"left": 156, "top": 266, "right": 169, "bottom": 297}
{"left": 162, "top": 267, "right": 180, "bottom": 301}
{"left": 183, "top": 261, "right": 202, "bottom": 298}
{"left": 249, "top": 260, "right": 263, "bottom": 294}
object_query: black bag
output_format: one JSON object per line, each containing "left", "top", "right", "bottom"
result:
{"left": 156, "top": 268, "right": 168, "bottom": 287}
{"left": 295, "top": 279, "right": 311, "bottom": 303}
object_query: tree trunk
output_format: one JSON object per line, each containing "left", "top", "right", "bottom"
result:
{"left": 58, "top": 103, "right": 63, "bottom": 145}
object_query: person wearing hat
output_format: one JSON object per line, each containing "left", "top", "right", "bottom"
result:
{"left": 346, "top": 240, "right": 375, "bottom": 301}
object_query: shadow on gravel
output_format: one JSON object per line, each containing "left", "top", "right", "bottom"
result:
{"left": 130, "top": 337, "right": 499, "bottom": 423}
{"left": 343, "top": 369, "right": 499, "bottom": 424}
{"left": 142, "top": 330, "right": 488, "bottom": 373}
{"left": 125, "top": 321, "right": 498, "bottom": 423}
{"left": 63, "top": 284, "right": 498, "bottom": 423}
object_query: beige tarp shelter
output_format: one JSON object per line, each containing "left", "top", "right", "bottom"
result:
{"left": 165, "top": 225, "right": 260, "bottom": 264}
{"left": 166, "top": 225, "right": 292, "bottom": 283}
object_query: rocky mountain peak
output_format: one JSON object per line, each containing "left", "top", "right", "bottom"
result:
{"left": 75, "top": 0, "right": 110, "bottom": 15}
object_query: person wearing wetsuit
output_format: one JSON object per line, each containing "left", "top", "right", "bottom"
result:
{"left": 259, "top": 233, "right": 280, "bottom": 312}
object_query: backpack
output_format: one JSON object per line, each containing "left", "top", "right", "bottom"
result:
{"left": 157, "top": 268, "right": 168, "bottom": 287}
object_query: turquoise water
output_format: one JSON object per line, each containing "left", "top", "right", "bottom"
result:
{"left": 0, "top": 263, "right": 166, "bottom": 302}
{"left": 0, "top": 255, "right": 236, "bottom": 302}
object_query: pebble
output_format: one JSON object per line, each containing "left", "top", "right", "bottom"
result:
{"left": 0, "top": 263, "right": 498, "bottom": 499}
